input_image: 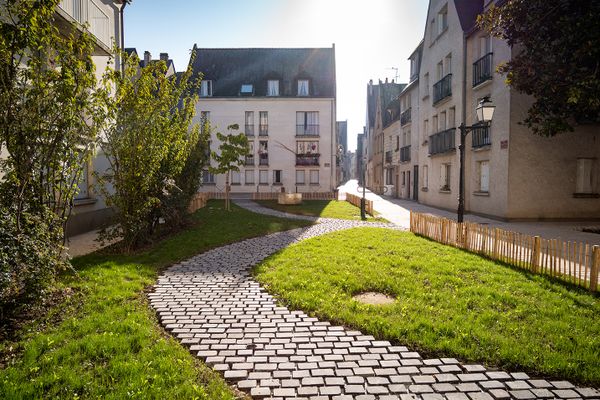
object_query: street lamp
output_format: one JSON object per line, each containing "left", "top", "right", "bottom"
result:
{"left": 360, "top": 156, "right": 367, "bottom": 220}
{"left": 457, "top": 96, "right": 495, "bottom": 223}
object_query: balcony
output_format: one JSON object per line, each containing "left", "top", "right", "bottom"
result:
{"left": 473, "top": 53, "right": 493, "bottom": 87}
{"left": 400, "top": 108, "right": 411, "bottom": 126}
{"left": 472, "top": 124, "right": 491, "bottom": 148}
{"left": 296, "top": 154, "right": 319, "bottom": 166}
{"left": 259, "top": 124, "right": 268, "bottom": 136}
{"left": 429, "top": 128, "right": 456, "bottom": 155}
{"left": 245, "top": 124, "right": 254, "bottom": 136}
{"left": 58, "top": 0, "right": 111, "bottom": 51}
{"left": 259, "top": 154, "right": 269, "bottom": 166}
{"left": 385, "top": 151, "right": 392, "bottom": 164}
{"left": 296, "top": 124, "right": 319, "bottom": 137}
{"left": 400, "top": 145, "right": 411, "bottom": 162}
{"left": 433, "top": 73, "right": 452, "bottom": 104}
{"left": 245, "top": 155, "right": 255, "bottom": 166}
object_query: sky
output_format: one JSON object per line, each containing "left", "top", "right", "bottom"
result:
{"left": 125, "top": 0, "right": 429, "bottom": 151}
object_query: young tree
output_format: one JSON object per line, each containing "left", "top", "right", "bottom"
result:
{"left": 210, "top": 125, "right": 250, "bottom": 211}
{"left": 478, "top": 0, "right": 600, "bottom": 136}
{"left": 0, "top": 0, "right": 104, "bottom": 315}
{"left": 97, "top": 49, "right": 205, "bottom": 250}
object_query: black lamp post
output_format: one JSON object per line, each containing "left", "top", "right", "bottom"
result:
{"left": 360, "top": 156, "right": 367, "bottom": 220}
{"left": 457, "top": 96, "right": 495, "bottom": 223}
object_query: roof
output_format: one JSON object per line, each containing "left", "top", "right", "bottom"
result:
{"left": 191, "top": 47, "right": 336, "bottom": 97}
{"left": 454, "top": 0, "right": 484, "bottom": 32}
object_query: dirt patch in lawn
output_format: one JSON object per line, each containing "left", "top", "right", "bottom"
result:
{"left": 353, "top": 291, "right": 396, "bottom": 305}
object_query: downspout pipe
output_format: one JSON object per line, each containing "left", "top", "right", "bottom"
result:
{"left": 461, "top": 32, "right": 468, "bottom": 211}
{"left": 120, "top": 1, "right": 129, "bottom": 74}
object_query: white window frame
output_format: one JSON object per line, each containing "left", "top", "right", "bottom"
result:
{"left": 297, "top": 79, "right": 309, "bottom": 96}
{"left": 259, "top": 170, "right": 269, "bottom": 185}
{"left": 267, "top": 80, "right": 280, "bottom": 96}
{"left": 296, "top": 170, "right": 305, "bottom": 185}
{"left": 273, "top": 170, "right": 282, "bottom": 184}
{"left": 201, "top": 169, "right": 215, "bottom": 185}
{"left": 440, "top": 164, "right": 451, "bottom": 191}
{"left": 240, "top": 83, "right": 253, "bottom": 94}
{"left": 200, "top": 80, "right": 212, "bottom": 97}
{"left": 245, "top": 170, "right": 254, "bottom": 185}
{"left": 309, "top": 170, "right": 319, "bottom": 185}
{"left": 478, "top": 160, "right": 490, "bottom": 193}
{"left": 231, "top": 170, "right": 241, "bottom": 185}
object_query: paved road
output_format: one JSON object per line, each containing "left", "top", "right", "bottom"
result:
{"left": 149, "top": 201, "right": 598, "bottom": 400}
{"left": 339, "top": 180, "right": 600, "bottom": 246}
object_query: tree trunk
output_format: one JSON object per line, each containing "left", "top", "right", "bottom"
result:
{"left": 226, "top": 170, "right": 230, "bottom": 211}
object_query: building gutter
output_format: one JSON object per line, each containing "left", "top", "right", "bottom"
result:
{"left": 120, "top": 1, "right": 128, "bottom": 73}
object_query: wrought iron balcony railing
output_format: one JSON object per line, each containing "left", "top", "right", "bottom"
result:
{"left": 473, "top": 52, "right": 493, "bottom": 87}
{"left": 400, "top": 108, "right": 412, "bottom": 126}
{"left": 433, "top": 73, "right": 452, "bottom": 104}
{"left": 429, "top": 128, "right": 456, "bottom": 155}
{"left": 472, "top": 124, "right": 491, "bottom": 148}
{"left": 296, "top": 154, "right": 319, "bottom": 166}
{"left": 400, "top": 145, "right": 411, "bottom": 162}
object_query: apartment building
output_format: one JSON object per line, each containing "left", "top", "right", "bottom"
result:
{"left": 190, "top": 46, "right": 337, "bottom": 195}
{"left": 383, "top": 0, "right": 599, "bottom": 220}
{"left": 124, "top": 48, "right": 176, "bottom": 77}
{"left": 57, "top": 0, "right": 127, "bottom": 235}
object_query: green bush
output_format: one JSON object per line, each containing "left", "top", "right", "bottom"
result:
{"left": 0, "top": 207, "right": 66, "bottom": 322}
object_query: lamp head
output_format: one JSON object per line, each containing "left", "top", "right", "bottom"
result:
{"left": 476, "top": 96, "right": 495, "bottom": 123}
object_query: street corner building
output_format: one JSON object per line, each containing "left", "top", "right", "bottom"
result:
{"left": 189, "top": 46, "right": 338, "bottom": 195}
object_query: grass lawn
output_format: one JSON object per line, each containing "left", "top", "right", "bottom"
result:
{"left": 256, "top": 199, "right": 386, "bottom": 221}
{"left": 254, "top": 227, "right": 600, "bottom": 386}
{"left": 0, "top": 200, "right": 311, "bottom": 399}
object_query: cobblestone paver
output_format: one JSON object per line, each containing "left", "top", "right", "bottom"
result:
{"left": 148, "top": 201, "right": 599, "bottom": 399}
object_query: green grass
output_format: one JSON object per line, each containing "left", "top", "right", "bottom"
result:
{"left": 0, "top": 201, "right": 311, "bottom": 399}
{"left": 256, "top": 200, "right": 386, "bottom": 221}
{"left": 254, "top": 227, "right": 600, "bottom": 386}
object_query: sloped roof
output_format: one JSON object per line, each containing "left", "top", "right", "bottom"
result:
{"left": 380, "top": 82, "right": 405, "bottom": 127}
{"left": 454, "top": 0, "right": 484, "bottom": 32}
{"left": 191, "top": 47, "right": 335, "bottom": 97}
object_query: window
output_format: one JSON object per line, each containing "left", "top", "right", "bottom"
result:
{"left": 297, "top": 79, "right": 309, "bottom": 96}
{"left": 402, "top": 171, "right": 406, "bottom": 186}
{"left": 437, "top": 61, "right": 444, "bottom": 80}
{"left": 259, "top": 141, "right": 268, "bottom": 165}
{"left": 440, "top": 164, "right": 451, "bottom": 191}
{"left": 310, "top": 170, "right": 319, "bottom": 184}
{"left": 245, "top": 170, "right": 254, "bottom": 184}
{"left": 259, "top": 111, "right": 268, "bottom": 136}
{"left": 200, "top": 80, "right": 212, "bottom": 97}
{"left": 444, "top": 54, "right": 452, "bottom": 75}
{"left": 385, "top": 169, "right": 393, "bottom": 185}
{"left": 576, "top": 158, "right": 596, "bottom": 194}
{"left": 245, "top": 111, "right": 254, "bottom": 136}
{"left": 201, "top": 169, "right": 215, "bottom": 185}
{"left": 259, "top": 170, "right": 268, "bottom": 184}
{"left": 423, "top": 73, "right": 430, "bottom": 97}
{"left": 240, "top": 84, "right": 253, "bottom": 95}
{"left": 296, "top": 141, "right": 318, "bottom": 154}
{"left": 437, "top": 5, "right": 448, "bottom": 35}
{"left": 273, "top": 170, "right": 282, "bottom": 184}
{"left": 478, "top": 161, "right": 490, "bottom": 192}
{"left": 231, "top": 171, "right": 241, "bottom": 185}
{"left": 267, "top": 80, "right": 280, "bottom": 96}
{"left": 296, "top": 170, "right": 305, "bottom": 184}
{"left": 396, "top": 136, "right": 400, "bottom": 151}
{"left": 423, "top": 119, "right": 429, "bottom": 142}
{"left": 75, "top": 162, "right": 90, "bottom": 200}
{"left": 432, "top": 115, "right": 438, "bottom": 133}
{"left": 480, "top": 35, "right": 492, "bottom": 58}
{"left": 448, "top": 107, "right": 456, "bottom": 129}
{"left": 402, "top": 130, "right": 409, "bottom": 146}
{"left": 296, "top": 112, "right": 319, "bottom": 136}
{"left": 440, "top": 111, "right": 447, "bottom": 130}
{"left": 423, "top": 165, "right": 429, "bottom": 189}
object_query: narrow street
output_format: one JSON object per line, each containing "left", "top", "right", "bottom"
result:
{"left": 338, "top": 180, "right": 600, "bottom": 246}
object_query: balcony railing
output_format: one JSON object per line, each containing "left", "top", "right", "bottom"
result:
{"left": 296, "top": 124, "right": 319, "bottom": 136}
{"left": 245, "top": 156, "right": 255, "bottom": 166}
{"left": 473, "top": 52, "right": 493, "bottom": 87}
{"left": 58, "top": 0, "right": 110, "bottom": 48}
{"left": 400, "top": 108, "right": 412, "bottom": 126}
{"left": 385, "top": 151, "right": 392, "bottom": 163}
{"left": 245, "top": 124, "right": 254, "bottom": 136}
{"left": 429, "top": 128, "right": 456, "bottom": 155}
{"left": 433, "top": 73, "right": 452, "bottom": 104}
{"left": 400, "top": 145, "right": 411, "bottom": 162}
{"left": 259, "top": 124, "right": 268, "bottom": 136}
{"left": 472, "top": 124, "right": 491, "bottom": 148}
{"left": 296, "top": 154, "right": 319, "bottom": 166}
{"left": 259, "top": 154, "right": 269, "bottom": 165}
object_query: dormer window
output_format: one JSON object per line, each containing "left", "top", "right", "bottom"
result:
{"left": 200, "top": 80, "right": 212, "bottom": 97}
{"left": 267, "top": 80, "right": 280, "bottom": 96}
{"left": 297, "top": 79, "right": 310, "bottom": 96}
{"left": 240, "top": 84, "right": 254, "bottom": 95}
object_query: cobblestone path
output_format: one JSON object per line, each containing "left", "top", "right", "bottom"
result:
{"left": 148, "top": 201, "right": 599, "bottom": 400}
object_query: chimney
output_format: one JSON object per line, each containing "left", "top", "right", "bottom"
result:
{"left": 392, "top": 79, "right": 395, "bottom": 83}
{"left": 160, "top": 53, "right": 169, "bottom": 62}
{"left": 143, "top": 51, "right": 151, "bottom": 67}
{"left": 385, "top": 77, "right": 388, "bottom": 83}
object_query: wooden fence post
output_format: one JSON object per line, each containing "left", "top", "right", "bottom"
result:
{"left": 531, "top": 236, "right": 541, "bottom": 273}
{"left": 493, "top": 228, "right": 500, "bottom": 260}
{"left": 590, "top": 245, "right": 599, "bottom": 292}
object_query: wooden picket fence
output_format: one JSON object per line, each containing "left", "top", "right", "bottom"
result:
{"left": 410, "top": 212, "right": 600, "bottom": 292}
{"left": 188, "top": 193, "right": 210, "bottom": 213}
{"left": 346, "top": 193, "right": 374, "bottom": 216}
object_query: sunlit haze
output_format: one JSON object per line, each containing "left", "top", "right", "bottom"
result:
{"left": 125, "top": 0, "right": 428, "bottom": 151}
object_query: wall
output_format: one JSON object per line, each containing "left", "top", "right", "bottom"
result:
{"left": 196, "top": 97, "right": 336, "bottom": 194}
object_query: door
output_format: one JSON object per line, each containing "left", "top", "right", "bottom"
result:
{"left": 407, "top": 171, "right": 411, "bottom": 199}
{"left": 413, "top": 165, "right": 419, "bottom": 201}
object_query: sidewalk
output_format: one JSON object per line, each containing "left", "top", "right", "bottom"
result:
{"left": 339, "top": 180, "right": 600, "bottom": 246}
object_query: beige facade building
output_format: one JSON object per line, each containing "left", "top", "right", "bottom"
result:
{"left": 190, "top": 47, "right": 337, "bottom": 195}
{"left": 373, "top": 0, "right": 599, "bottom": 220}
